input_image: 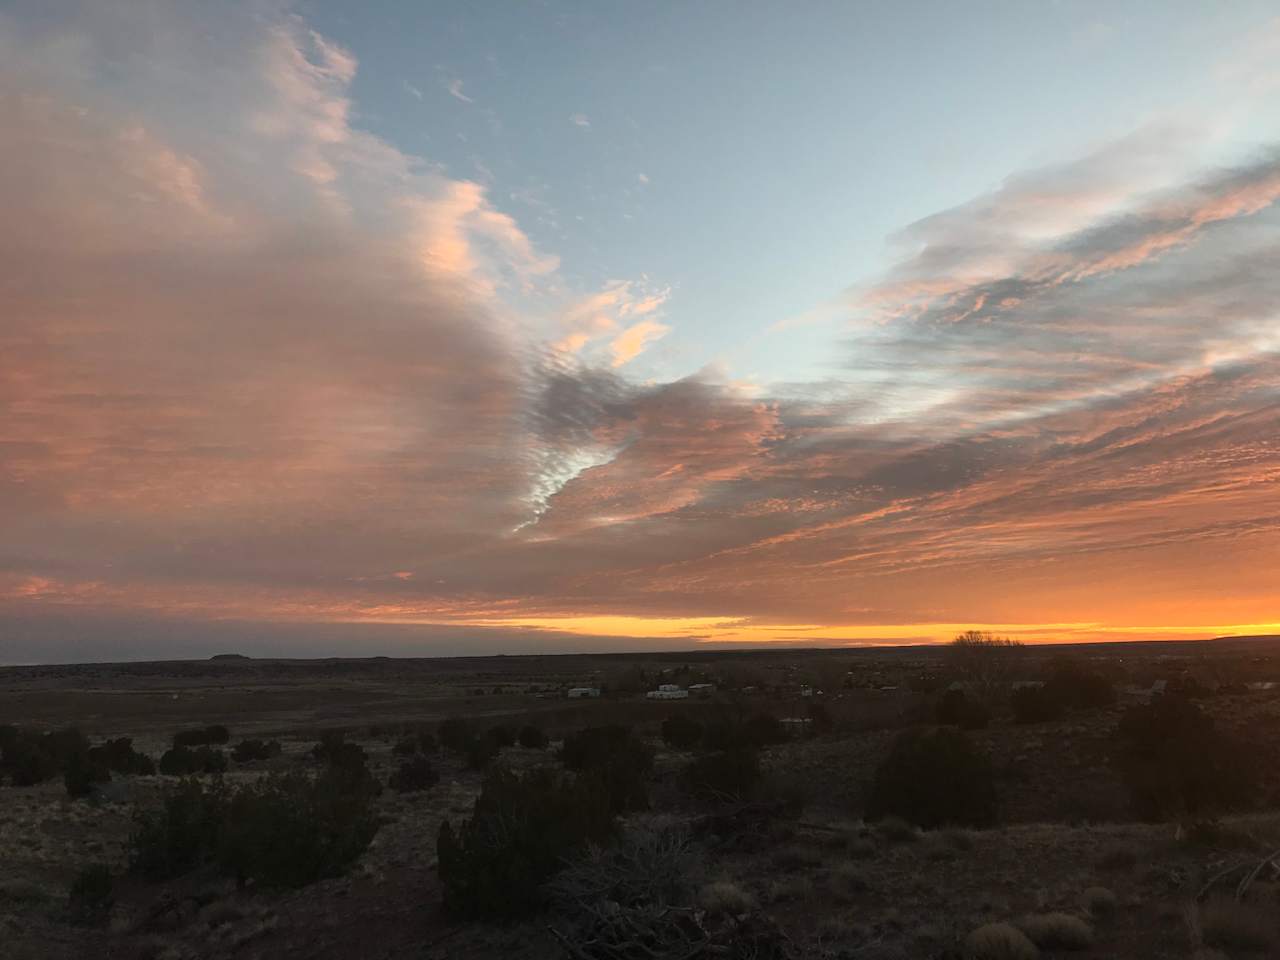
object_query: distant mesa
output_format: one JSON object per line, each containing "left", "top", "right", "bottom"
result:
{"left": 210, "top": 653, "right": 250, "bottom": 661}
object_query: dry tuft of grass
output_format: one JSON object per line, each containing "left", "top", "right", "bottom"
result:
{"left": 964, "top": 922, "right": 1039, "bottom": 960}
{"left": 698, "top": 880, "right": 755, "bottom": 917}
{"left": 766, "top": 874, "right": 814, "bottom": 904}
{"left": 1017, "top": 912, "right": 1093, "bottom": 949}
{"left": 1198, "top": 895, "right": 1278, "bottom": 952}
{"left": 1080, "top": 885, "right": 1117, "bottom": 919}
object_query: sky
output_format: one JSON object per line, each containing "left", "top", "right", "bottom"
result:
{"left": 2, "top": 1, "right": 1280, "bottom": 662}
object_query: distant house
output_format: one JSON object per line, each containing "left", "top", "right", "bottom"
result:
{"left": 688, "top": 683, "right": 715, "bottom": 696}
{"left": 646, "top": 684, "right": 689, "bottom": 700}
{"left": 567, "top": 687, "right": 601, "bottom": 699}
{"left": 780, "top": 717, "right": 813, "bottom": 736}
{"left": 800, "top": 686, "right": 815, "bottom": 698}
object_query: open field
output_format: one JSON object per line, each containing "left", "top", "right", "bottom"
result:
{"left": 3, "top": 637, "right": 1280, "bottom": 959}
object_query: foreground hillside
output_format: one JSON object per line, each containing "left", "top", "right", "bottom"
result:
{"left": 3, "top": 644, "right": 1280, "bottom": 959}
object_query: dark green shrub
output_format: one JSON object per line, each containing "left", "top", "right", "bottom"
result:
{"left": 661, "top": 715, "right": 704, "bottom": 750}
{"left": 417, "top": 730, "right": 438, "bottom": 753}
{"left": 130, "top": 778, "right": 229, "bottom": 879}
{"left": 866, "top": 727, "right": 997, "bottom": 828}
{"left": 465, "top": 732, "right": 500, "bottom": 770}
{"left": 64, "top": 751, "right": 111, "bottom": 798}
{"left": 935, "top": 690, "right": 990, "bottom": 729}
{"left": 438, "top": 717, "right": 472, "bottom": 753}
{"left": 389, "top": 755, "right": 439, "bottom": 793}
{"left": 90, "top": 737, "right": 155, "bottom": 776}
{"left": 158, "top": 746, "right": 226, "bottom": 776}
{"left": 487, "top": 724, "right": 517, "bottom": 748}
{"left": 437, "top": 766, "right": 615, "bottom": 918}
{"left": 1115, "top": 695, "right": 1253, "bottom": 821}
{"left": 68, "top": 864, "right": 114, "bottom": 923}
{"left": 231, "top": 739, "right": 281, "bottom": 764}
{"left": 393, "top": 736, "right": 420, "bottom": 756}
{"left": 702, "top": 712, "right": 786, "bottom": 751}
{"left": 43, "top": 727, "right": 91, "bottom": 767}
{"left": 518, "top": 724, "right": 549, "bottom": 749}
{"left": 807, "top": 701, "right": 834, "bottom": 734}
{"left": 1010, "top": 686, "right": 1065, "bottom": 724}
{"left": 309, "top": 730, "right": 358, "bottom": 764}
{"left": 130, "top": 771, "right": 377, "bottom": 888}
{"left": 560, "top": 725, "right": 653, "bottom": 814}
{"left": 681, "top": 749, "right": 761, "bottom": 803}
{"left": 310, "top": 733, "right": 377, "bottom": 792}
{"left": 3, "top": 733, "right": 60, "bottom": 786}
{"left": 173, "top": 725, "right": 231, "bottom": 748}
{"left": 218, "top": 770, "right": 379, "bottom": 887}
{"left": 1044, "top": 659, "right": 1115, "bottom": 709}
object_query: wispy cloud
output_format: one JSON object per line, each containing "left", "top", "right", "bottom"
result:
{"left": 570, "top": 113, "right": 590, "bottom": 128}
{"left": 609, "top": 319, "right": 671, "bottom": 367}
{"left": 446, "top": 78, "right": 473, "bottom": 103}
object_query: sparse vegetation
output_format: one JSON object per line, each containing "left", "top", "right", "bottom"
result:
{"left": 231, "top": 738, "right": 281, "bottom": 763}
{"left": 561, "top": 725, "right": 654, "bottom": 814}
{"left": 1114, "top": 694, "right": 1253, "bottom": 820}
{"left": 67, "top": 864, "right": 114, "bottom": 923}
{"left": 388, "top": 754, "right": 438, "bottom": 793}
{"left": 661, "top": 715, "right": 704, "bottom": 749}
{"left": 1010, "top": 685, "right": 1065, "bottom": 724}
{"left": 130, "top": 769, "right": 378, "bottom": 888}
{"left": 8, "top": 643, "right": 1280, "bottom": 960}
{"left": 698, "top": 879, "right": 756, "bottom": 917}
{"left": 172, "top": 724, "right": 231, "bottom": 748}
{"left": 1081, "top": 885, "right": 1118, "bottom": 919}
{"left": 965, "top": 922, "right": 1039, "bottom": 960}
{"left": 866, "top": 726, "right": 997, "bottom": 828}
{"left": 518, "top": 723, "right": 549, "bottom": 749}
{"left": 1017, "top": 912, "right": 1093, "bottom": 949}
{"left": 948, "top": 630, "right": 1024, "bottom": 703}
{"left": 437, "top": 766, "right": 615, "bottom": 918}
{"left": 681, "top": 748, "right": 761, "bottom": 803}
{"left": 936, "top": 689, "right": 992, "bottom": 729}
{"left": 1197, "top": 895, "right": 1277, "bottom": 952}
{"left": 158, "top": 745, "right": 227, "bottom": 776}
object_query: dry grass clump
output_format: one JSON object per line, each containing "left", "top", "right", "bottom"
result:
{"left": 964, "top": 922, "right": 1039, "bottom": 960}
{"left": 1198, "top": 895, "right": 1277, "bottom": 952}
{"left": 1017, "top": 912, "right": 1093, "bottom": 949}
{"left": 698, "top": 880, "right": 755, "bottom": 917}
{"left": 1080, "top": 885, "right": 1117, "bottom": 919}
{"left": 766, "top": 874, "right": 814, "bottom": 904}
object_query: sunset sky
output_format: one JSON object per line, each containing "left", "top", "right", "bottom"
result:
{"left": 3, "top": 1, "right": 1280, "bottom": 662}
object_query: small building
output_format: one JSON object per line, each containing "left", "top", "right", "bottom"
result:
{"left": 688, "top": 683, "right": 716, "bottom": 696}
{"left": 646, "top": 684, "right": 689, "bottom": 700}
{"left": 567, "top": 687, "right": 601, "bottom": 699}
